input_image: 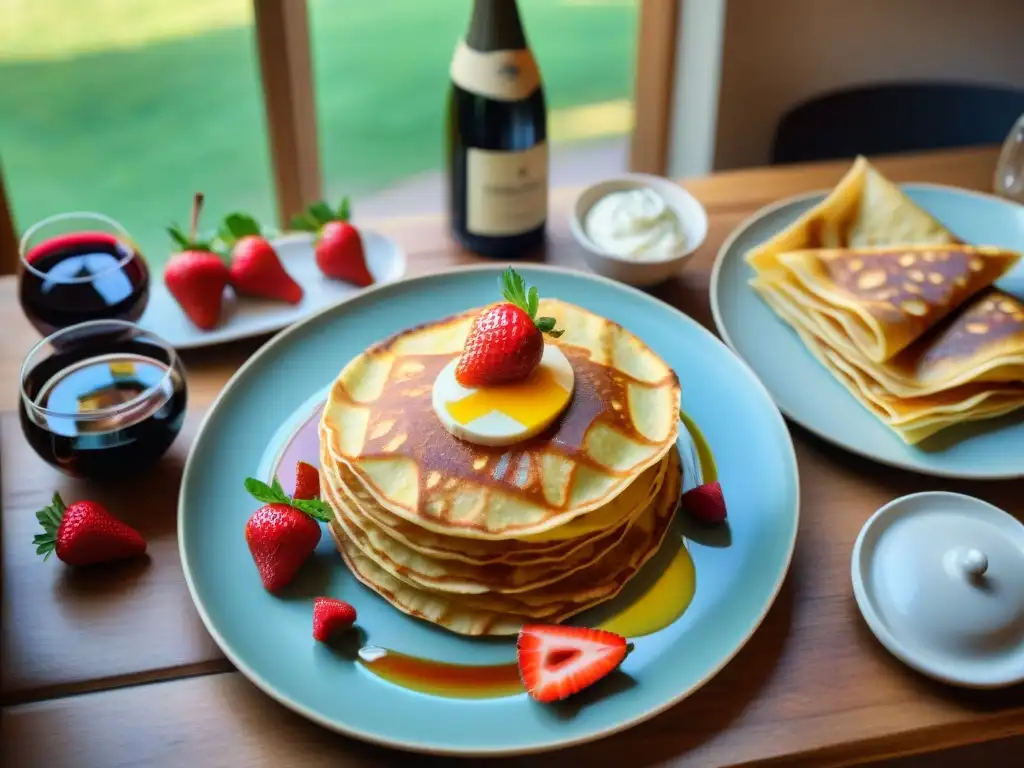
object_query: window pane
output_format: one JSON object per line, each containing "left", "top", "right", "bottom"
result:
{"left": 0, "top": 0, "right": 275, "bottom": 270}
{"left": 309, "top": 0, "right": 638, "bottom": 216}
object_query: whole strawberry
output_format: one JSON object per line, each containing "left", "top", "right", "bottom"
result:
{"left": 220, "top": 212, "right": 303, "bottom": 305}
{"left": 312, "top": 597, "right": 357, "bottom": 642}
{"left": 455, "top": 267, "right": 564, "bottom": 387}
{"left": 34, "top": 492, "right": 147, "bottom": 566}
{"left": 165, "top": 192, "right": 230, "bottom": 330}
{"left": 243, "top": 476, "right": 333, "bottom": 593}
{"left": 290, "top": 198, "right": 374, "bottom": 287}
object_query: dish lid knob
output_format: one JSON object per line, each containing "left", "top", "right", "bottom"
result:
{"left": 950, "top": 546, "right": 989, "bottom": 578}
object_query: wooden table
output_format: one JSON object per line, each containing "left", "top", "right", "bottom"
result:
{"left": 3, "top": 146, "right": 1022, "bottom": 767}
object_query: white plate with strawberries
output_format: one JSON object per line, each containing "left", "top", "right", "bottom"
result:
{"left": 140, "top": 195, "right": 406, "bottom": 350}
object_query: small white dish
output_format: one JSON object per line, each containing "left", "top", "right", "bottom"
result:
{"left": 568, "top": 173, "right": 708, "bottom": 288}
{"left": 851, "top": 491, "right": 1024, "bottom": 689}
{"left": 139, "top": 229, "right": 406, "bottom": 350}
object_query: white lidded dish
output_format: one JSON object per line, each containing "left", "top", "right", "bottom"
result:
{"left": 851, "top": 491, "right": 1024, "bottom": 688}
{"left": 568, "top": 173, "right": 708, "bottom": 288}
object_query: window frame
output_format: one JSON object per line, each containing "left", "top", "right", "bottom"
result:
{"left": 0, "top": 0, "right": 678, "bottom": 275}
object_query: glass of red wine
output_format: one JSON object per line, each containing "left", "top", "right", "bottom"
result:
{"left": 19, "top": 320, "right": 188, "bottom": 481}
{"left": 18, "top": 212, "right": 150, "bottom": 339}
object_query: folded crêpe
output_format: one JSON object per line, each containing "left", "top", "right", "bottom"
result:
{"left": 746, "top": 155, "right": 961, "bottom": 276}
{"left": 321, "top": 299, "right": 681, "bottom": 540}
{"left": 745, "top": 155, "right": 1024, "bottom": 443}
{"left": 767, "top": 244, "right": 1020, "bottom": 363}
{"left": 753, "top": 280, "right": 1024, "bottom": 443}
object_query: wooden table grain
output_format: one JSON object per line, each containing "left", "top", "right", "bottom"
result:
{"left": 3, "top": 146, "right": 1022, "bottom": 767}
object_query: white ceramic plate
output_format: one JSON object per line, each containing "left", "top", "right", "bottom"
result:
{"left": 139, "top": 231, "right": 406, "bottom": 350}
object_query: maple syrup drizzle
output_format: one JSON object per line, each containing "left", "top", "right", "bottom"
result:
{"left": 357, "top": 647, "right": 522, "bottom": 699}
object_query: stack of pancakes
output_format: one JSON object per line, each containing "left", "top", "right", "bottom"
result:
{"left": 747, "top": 156, "right": 1024, "bottom": 444}
{"left": 318, "top": 300, "right": 682, "bottom": 636}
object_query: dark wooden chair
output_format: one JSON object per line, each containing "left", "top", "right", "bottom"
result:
{"left": 770, "top": 82, "right": 1024, "bottom": 165}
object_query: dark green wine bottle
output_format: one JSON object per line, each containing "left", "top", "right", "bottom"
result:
{"left": 445, "top": 0, "right": 549, "bottom": 259}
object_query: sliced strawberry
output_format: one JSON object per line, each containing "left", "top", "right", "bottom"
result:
{"left": 312, "top": 597, "right": 357, "bottom": 642}
{"left": 516, "top": 624, "right": 632, "bottom": 703}
{"left": 294, "top": 460, "right": 320, "bottom": 500}
{"left": 681, "top": 481, "right": 727, "bottom": 525}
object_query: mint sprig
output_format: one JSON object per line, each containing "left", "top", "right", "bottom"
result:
{"left": 499, "top": 267, "right": 564, "bottom": 337}
{"left": 244, "top": 476, "right": 332, "bottom": 523}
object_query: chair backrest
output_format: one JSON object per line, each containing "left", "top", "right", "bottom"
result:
{"left": 771, "top": 82, "right": 1024, "bottom": 165}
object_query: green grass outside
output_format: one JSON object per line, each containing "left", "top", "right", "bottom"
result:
{"left": 0, "top": 0, "right": 637, "bottom": 268}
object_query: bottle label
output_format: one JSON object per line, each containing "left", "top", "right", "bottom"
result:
{"left": 466, "top": 142, "right": 548, "bottom": 237}
{"left": 450, "top": 40, "right": 541, "bottom": 102}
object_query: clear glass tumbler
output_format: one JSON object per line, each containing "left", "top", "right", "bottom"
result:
{"left": 994, "top": 113, "right": 1024, "bottom": 204}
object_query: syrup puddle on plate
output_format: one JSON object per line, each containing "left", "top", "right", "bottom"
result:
{"left": 354, "top": 540, "right": 698, "bottom": 699}
{"left": 271, "top": 404, "right": 713, "bottom": 700}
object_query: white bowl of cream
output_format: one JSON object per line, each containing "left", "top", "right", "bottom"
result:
{"left": 569, "top": 173, "right": 708, "bottom": 287}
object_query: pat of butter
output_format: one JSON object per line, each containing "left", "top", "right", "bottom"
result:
{"left": 432, "top": 344, "right": 574, "bottom": 447}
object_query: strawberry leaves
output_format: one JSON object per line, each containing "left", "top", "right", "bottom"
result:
{"left": 166, "top": 224, "right": 215, "bottom": 254}
{"left": 218, "top": 212, "right": 263, "bottom": 249}
{"left": 168, "top": 192, "right": 217, "bottom": 253}
{"left": 499, "top": 267, "right": 563, "bottom": 338}
{"left": 289, "top": 196, "right": 351, "bottom": 233}
{"left": 244, "top": 476, "right": 332, "bottom": 523}
{"left": 33, "top": 491, "right": 67, "bottom": 561}
{"left": 220, "top": 211, "right": 262, "bottom": 239}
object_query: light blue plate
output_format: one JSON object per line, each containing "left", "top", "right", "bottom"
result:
{"left": 711, "top": 184, "right": 1024, "bottom": 480}
{"left": 179, "top": 265, "right": 799, "bottom": 755}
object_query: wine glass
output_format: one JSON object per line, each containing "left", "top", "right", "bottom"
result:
{"left": 18, "top": 212, "right": 151, "bottom": 339}
{"left": 19, "top": 320, "right": 188, "bottom": 480}
{"left": 993, "top": 113, "right": 1024, "bottom": 204}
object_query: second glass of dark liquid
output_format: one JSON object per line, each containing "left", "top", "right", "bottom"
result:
{"left": 18, "top": 211, "right": 150, "bottom": 338}
{"left": 19, "top": 320, "right": 188, "bottom": 480}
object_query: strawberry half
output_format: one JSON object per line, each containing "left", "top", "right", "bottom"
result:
{"left": 290, "top": 197, "right": 374, "bottom": 287}
{"left": 455, "top": 267, "right": 564, "bottom": 387}
{"left": 293, "top": 460, "right": 320, "bottom": 500}
{"left": 312, "top": 597, "right": 357, "bottom": 642}
{"left": 165, "top": 192, "right": 230, "bottom": 330}
{"left": 517, "top": 624, "right": 633, "bottom": 703}
{"left": 34, "top": 492, "right": 147, "bottom": 567}
{"left": 680, "top": 481, "right": 727, "bottom": 525}
{"left": 220, "top": 212, "right": 303, "bottom": 305}
{"left": 243, "top": 476, "right": 333, "bottom": 593}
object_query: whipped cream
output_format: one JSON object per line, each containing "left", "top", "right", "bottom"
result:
{"left": 584, "top": 187, "right": 685, "bottom": 261}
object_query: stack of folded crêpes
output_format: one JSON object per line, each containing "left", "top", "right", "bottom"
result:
{"left": 747, "top": 156, "right": 1024, "bottom": 444}
{"left": 318, "top": 300, "right": 683, "bottom": 636}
